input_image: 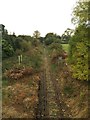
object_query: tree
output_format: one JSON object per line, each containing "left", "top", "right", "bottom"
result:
{"left": 69, "top": 0, "right": 89, "bottom": 81}
{"left": 71, "top": 1, "right": 89, "bottom": 25}
{"left": 45, "top": 33, "right": 61, "bottom": 45}
{"left": 2, "top": 39, "right": 14, "bottom": 58}
{"left": 61, "top": 28, "right": 74, "bottom": 44}
{"left": 32, "top": 30, "right": 41, "bottom": 47}
{"left": 39, "top": 37, "right": 44, "bottom": 43}
{"left": 18, "top": 35, "right": 32, "bottom": 42}
{"left": 33, "top": 30, "right": 40, "bottom": 39}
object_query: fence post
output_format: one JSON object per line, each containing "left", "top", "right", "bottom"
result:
{"left": 18, "top": 55, "right": 21, "bottom": 65}
{"left": 20, "top": 54, "right": 22, "bottom": 62}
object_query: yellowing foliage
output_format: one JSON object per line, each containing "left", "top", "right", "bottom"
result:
{"left": 70, "top": 42, "right": 88, "bottom": 81}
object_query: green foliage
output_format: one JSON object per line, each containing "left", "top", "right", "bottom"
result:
{"left": 39, "top": 37, "right": 44, "bottom": 43}
{"left": 69, "top": 0, "right": 89, "bottom": 81}
{"left": 2, "top": 55, "right": 18, "bottom": 72}
{"left": 45, "top": 33, "right": 61, "bottom": 45}
{"left": 69, "top": 25, "right": 88, "bottom": 80}
{"left": 14, "top": 37, "right": 23, "bottom": 49}
{"left": 62, "top": 44, "right": 69, "bottom": 53}
{"left": 49, "top": 43, "right": 63, "bottom": 53}
{"left": 2, "top": 39, "right": 14, "bottom": 58}
{"left": 72, "top": 1, "right": 89, "bottom": 25}
{"left": 80, "top": 92, "right": 85, "bottom": 99}
{"left": 3, "top": 34, "right": 17, "bottom": 51}
{"left": 2, "top": 32, "right": 33, "bottom": 59}
{"left": 63, "top": 86, "right": 74, "bottom": 97}
{"left": 78, "top": 92, "right": 86, "bottom": 107}
{"left": 18, "top": 35, "right": 32, "bottom": 42}
{"left": 71, "top": 42, "right": 88, "bottom": 80}
{"left": 20, "top": 41, "right": 31, "bottom": 52}
{"left": 51, "top": 63, "right": 57, "bottom": 72}
{"left": 2, "top": 79, "right": 8, "bottom": 87}
{"left": 31, "top": 38, "right": 39, "bottom": 47}
{"left": 61, "top": 28, "right": 73, "bottom": 44}
{"left": 31, "top": 55, "right": 42, "bottom": 70}
{"left": 45, "top": 38, "right": 53, "bottom": 45}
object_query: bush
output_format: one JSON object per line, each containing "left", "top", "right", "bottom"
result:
{"left": 71, "top": 42, "right": 88, "bottom": 80}
{"left": 30, "top": 55, "right": 42, "bottom": 70}
{"left": 49, "top": 43, "right": 62, "bottom": 51}
{"left": 63, "top": 86, "right": 74, "bottom": 97}
{"left": 20, "top": 41, "right": 30, "bottom": 52}
{"left": 45, "top": 38, "right": 53, "bottom": 45}
{"left": 69, "top": 25, "right": 88, "bottom": 81}
{"left": 2, "top": 39, "right": 14, "bottom": 58}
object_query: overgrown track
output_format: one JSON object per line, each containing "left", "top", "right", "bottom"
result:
{"left": 36, "top": 47, "right": 72, "bottom": 119}
{"left": 50, "top": 71, "right": 72, "bottom": 118}
{"left": 36, "top": 69, "right": 49, "bottom": 119}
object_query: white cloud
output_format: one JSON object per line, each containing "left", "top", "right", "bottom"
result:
{"left": 0, "top": 0, "right": 77, "bottom": 36}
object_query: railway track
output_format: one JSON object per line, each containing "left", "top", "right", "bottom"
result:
{"left": 36, "top": 69, "right": 49, "bottom": 119}
{"left": 50, "top": 71, "right": 72, "bottom": 118}
{"left": 36, "top": 47, "right": 72, "bottom": 119}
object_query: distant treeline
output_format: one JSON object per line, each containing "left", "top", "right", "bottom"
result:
{"left": 2, "top": 29, "right": 72, "bottom": 59}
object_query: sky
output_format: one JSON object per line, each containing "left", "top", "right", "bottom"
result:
{"left": 0, "top": 0, "right": 78, "bottom": 37}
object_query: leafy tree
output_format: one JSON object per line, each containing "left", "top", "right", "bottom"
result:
{"left": 49, "top": 42, "right": 63, "bottom": 52}
{"left": 71, "top": 1, "right": 89, "bottom": 25}
{"left": 32, "top": 30, "right": 41, "bottom": 47}
{"left": 2, "top": 39, "right": 14, "bottom": 58}
{"left": 39, "top": 37, "right": 44, "bottom": 43}
{"left": 14, "top": 37, "right": 23, "bottom": 49}
{"left": 69, "top": 1, "right": 89, "bottom": 81}
{"left": 33, "top": 30, "right": 40, "bottom": 39}
{"left": 45, "top": 33, "right": 61, "bottom": 45}
{"left": 3, "top": 34, "right": 17, "bottom": 51}
{"left": 18, "top": 35, "right": 32, "bottom": 42}
{"left": 20, "top": 40, "right": 30, "bottom": 52}
{"left": 61, "top": 28, "right": 74, "bottom": 44}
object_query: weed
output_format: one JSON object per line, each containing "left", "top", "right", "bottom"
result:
{"left": 79, "top": 92, "right": 86, "bottom": 102}
{"left": 2, "top": 80, "right": 8, "bottom": 87}
{"left": 63, "top": 86, "right": 74, "bottom": 97}
{"left": 77, "top": 92, "right": 86, "bottom": 107}
{"left": 30, "top": 55, "right": 42, "bottom": 70}
{"left": 51, "top": 63, "right": 57, "bottom": 72}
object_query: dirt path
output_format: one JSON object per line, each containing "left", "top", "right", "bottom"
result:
{"left": 36, "top": 47, "right": 72, "bottom": 119}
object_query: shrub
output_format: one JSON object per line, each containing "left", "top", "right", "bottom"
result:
{"left": 71, "top": 42, "right": 88, "bottom": 80}
{"left": 20, "top": 41, "right": 30, "bottom": 52}
{"left": 2, "top": 39, "right": 14, "bottom": 58}
{"left": 69, "top": 25, "right": 88, "bottom": 81}
{"left": 45, "top": 38, "right": 53, "bottom": 45}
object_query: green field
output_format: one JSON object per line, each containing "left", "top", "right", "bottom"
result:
{"left": 62, "top": 44, "right": 69, "bottom": 53}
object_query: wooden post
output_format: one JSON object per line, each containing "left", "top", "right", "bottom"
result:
{"left": 58, "top": 56, "right": 63, "bottom": 66}
{"left": 18, "top": 55, "right": 21, "bottom": 65}
{"left": 20, "top": 54, "right": 22, "bottom": 62}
